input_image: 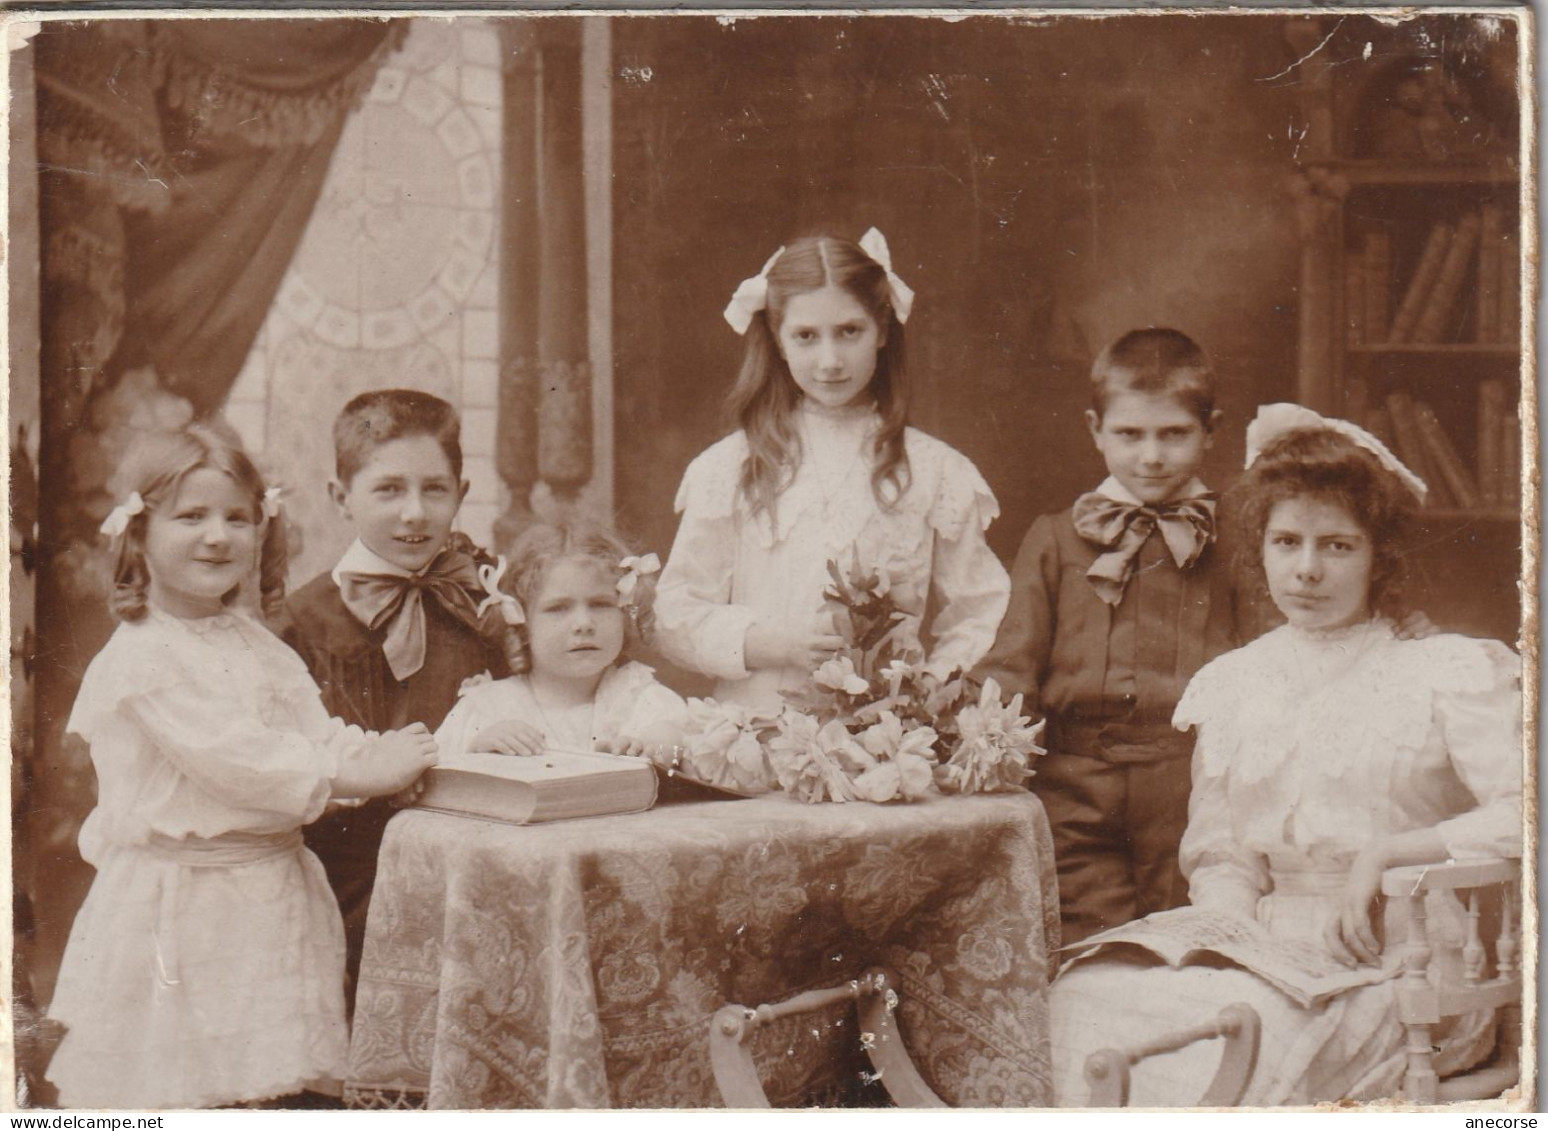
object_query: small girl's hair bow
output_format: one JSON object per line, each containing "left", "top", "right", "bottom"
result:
{"left": 261, "top": 486, "right": 284, "bottom": 519}
{"left": 476, "top": 556, "right": 526, "bottom": 627}
{"left": 857, "top": 227, "right": 915, "bottom": 324}
{"left": 616, "top": 553, "right": 661, "bottom": 604}
{"left": 722, "top": 247, "right": 786, "bottom": 334}
{"left": 99, "top": 491, "right": 146, "bottom": 537}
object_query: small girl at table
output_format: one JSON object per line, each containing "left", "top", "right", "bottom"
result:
{"left": 46, "top": 423, "right": 439, "bottom": 1110}
{"left": 434, "top": 520, "right": 691, "bottom": 758}
{"left": 655, "top": 228, "right": 1011, "bottom": 712}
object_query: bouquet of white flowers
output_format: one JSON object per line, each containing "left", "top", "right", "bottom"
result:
{"left": 632, "top": 550, "right": 1044, "bottom": 805}
{"left": 760, "top": 550, "right": 1045, "bottom": 804}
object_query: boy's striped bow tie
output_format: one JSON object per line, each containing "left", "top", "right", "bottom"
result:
{"left": 337, "top": 548, "right": 484, "bottom": 680}
{"left": 1070, "top": 492, "right": 1217, "bottom": 606}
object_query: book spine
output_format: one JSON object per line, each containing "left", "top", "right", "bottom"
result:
{"left": 1388, "top": 224, "right": 1451, "bottom": 344}
{"left": 1475, "top": 204, "right": 1502, "bottom": 344}
{"left": 1412, "top": 213, "right": 1481, "bottom": 344}
{"left": 1364, "top": 231, "right": 1392, "bottom": 343}
{"left": 1502, "top": 413, "right": 1521, "bottom": 507}
{"left": 1345, "top": 378, "right": 1372, "bottom": 419}
{"left": 1413, "top": 401, "right": 1480, "bottom": 509}
{"left": 1477, "top": 379, "right": 1506, "bottom": 507}
{"left": 1364, "top": 405, "right": 1395, "bottom": 450}
{"left": 1497, "top": 228, "right": 1520, "bottom": 345}
{"left": 1385, "top": 392, "right": 1447, "bottom": 507}
{"left": 1345, "top": 247, "right": 1367, "bottom": 346}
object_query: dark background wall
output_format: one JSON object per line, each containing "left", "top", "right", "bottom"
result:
{"left": 611, "top": 14, "right": 1307, "bottom": 569}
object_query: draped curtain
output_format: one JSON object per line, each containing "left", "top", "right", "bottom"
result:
{"left": 25, "top": 17, "right": 405, "bottom": 1008}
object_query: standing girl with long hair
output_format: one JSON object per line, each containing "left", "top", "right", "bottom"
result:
{"left": 655, "top": 229, "right": 1011, "bottom": 711}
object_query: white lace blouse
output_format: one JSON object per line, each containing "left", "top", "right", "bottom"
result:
{"left": 654, "top": 402, "right": 1011, "bottom": 711}
{"left": 67, "top": 608, "right": 369, "bottom": 863}
{"left": 1174, "top": 619, "right": 1523, "bottom": 922}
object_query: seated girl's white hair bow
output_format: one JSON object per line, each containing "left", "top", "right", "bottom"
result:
{"left": 723, "top": 247, "right": 786, "bottom": 334}
{"left": 99, "top": 491, "right": 145, "bottom": 537}
{"left": 476, "top": 556, "right": 525, "bottom": 627}
{"left": 1244, "top": 403, "right": 1428, "bottom": 504}
{"left": 858, "top": 227, "right": 915, "bottom": 324}
{"left": 617, "top": 553, "right": 661, "bottom": 604}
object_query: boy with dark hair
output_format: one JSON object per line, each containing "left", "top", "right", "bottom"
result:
{"left": 277, "top": 389, "right": 506, "bottom": 1007}
{"left": 977, "top": 328, "right": 1238, "bottom": 944}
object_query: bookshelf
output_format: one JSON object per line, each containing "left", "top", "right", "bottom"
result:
{"left": 1284, "top": 16, "right": 1524, "bottom": 642}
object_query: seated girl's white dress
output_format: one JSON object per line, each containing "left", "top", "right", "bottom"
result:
{"left": 1050, "top": 621, "right": 1521, "bottom": 1107}
{"left": 47, "top": 609, "right": 370, "bottom": 1109}
{"left": 655, "top": 401, "right": 1011, "bottom": 713}
{"left": 434, "top": 661, "right": 691, "bottom": 756}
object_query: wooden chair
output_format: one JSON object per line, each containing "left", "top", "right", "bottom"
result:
{"left": 708, "top": 967, "right": 947, "bottom": 1108}
{"left": 1382, "top": 858, "right": 1522, "bottom": 1104}
{"left": 1083, "top": 1002, "right": 1262, "bottom": 1107}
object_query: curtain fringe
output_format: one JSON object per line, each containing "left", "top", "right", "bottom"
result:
{"left": 155, "top": 22, "right": 409, "bottom": 150}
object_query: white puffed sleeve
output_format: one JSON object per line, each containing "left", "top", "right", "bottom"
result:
{"left": 654, "top": 439, "right": 762, "bottom": 681}
{"left": 1427, "top": 638, "right": 1523, "bottom": 860}
{"left": 1175, "top": 661, "right": 1270, "bottom": 921}
{"left": 432, "top": 678, "right": 529, "bottom": 758}
{"left": 597, "top": 662, "right": 694, "bottom": 747}
{"left": 922, "top": 449, "right": 1011, "bottom": 678}
{"left": 119, "top": 683, "right": 346, "bottom": 829}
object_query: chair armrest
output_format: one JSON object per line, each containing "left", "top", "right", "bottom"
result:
{"left": 1381, "top": 858, "right": 1516, "bottom": 898}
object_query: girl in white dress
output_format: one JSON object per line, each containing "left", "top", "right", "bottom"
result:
{"left": 1049, "top": 405, "right": 1522, "bottom": 1106}
{"left": 435, "top": 521, "right": 690, "bottom": 759}
{"left": 655, "top": 228, "right": 1011, "bottom": 712}
{"left": 47, "top": 423, "right": 439, "bottom": 1109}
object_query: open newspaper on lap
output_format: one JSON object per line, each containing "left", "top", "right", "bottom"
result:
{"left": 1057, "top": 907, "right": 1399, "bottom": 1007}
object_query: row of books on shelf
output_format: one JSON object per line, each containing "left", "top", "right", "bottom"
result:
{"left": 1346, "top": 205, "right": 1519, "bottom": 346}
{"left": 1351, "top": 383, "right": 1520, "bottom": 512}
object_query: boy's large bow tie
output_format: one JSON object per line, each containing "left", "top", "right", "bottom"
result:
{"left": 337, "top": 549, "right": 484, "bottom": 680}
{"left": 1070, "top": 492, "right": 1217, "bottom": 606}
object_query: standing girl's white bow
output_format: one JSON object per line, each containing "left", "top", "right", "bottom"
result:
{"left": 723, "top": 247, "right": 786, "bottom": 334}
{"left": 100, "top": 491, "right": 146, "bottom": 537}
{"left": 475, "top": 556, "right": 526, "bottom": 626}
{"left": 857, "top": 228, "right": 915, "bottom": 324}
{"left": 617, "top": 553, "right": 661, "bottom": 604}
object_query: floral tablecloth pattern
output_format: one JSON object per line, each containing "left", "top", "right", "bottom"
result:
{"left": 345, "top": 792, "right": 1059, "bottom": 1108}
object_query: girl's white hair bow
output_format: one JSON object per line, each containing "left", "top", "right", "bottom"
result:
{"left": 857, "top": 227, "right": 915, "bottom": 324}
{"left": 476, "top": 557, "right": 526, "bottom": 627}
{"left": 99, "top": 491, "right": 146, "bottom": 537}
{"left": 261, "top": 486, "right": 284, "bottom": 520}
{"left": 617, "top": 553, "right": 661, "bottom": 604}
{"left": 723, "top": 247, "right": 786, "bottom": 335}
{"left": 721, "top": 228, "right": 915, "bottom": 335}
{"left": 1244, "top": 402, "right": 1428, "bottom": 504}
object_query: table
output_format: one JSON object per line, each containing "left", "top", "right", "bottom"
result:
{"left": 344, "top": 791, "right": 1060, "bottom": 1108}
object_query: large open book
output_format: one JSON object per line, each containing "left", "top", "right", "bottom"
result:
{"left": 413, "top": 748, "right": 659, "bottom": 825}
{"left": 1059, "top": 907, "right": 1399, "bottom": 1008}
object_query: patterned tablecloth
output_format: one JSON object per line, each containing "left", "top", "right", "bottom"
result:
{"left": 345, "top": 791, "right": 1060, "bottom": 1109}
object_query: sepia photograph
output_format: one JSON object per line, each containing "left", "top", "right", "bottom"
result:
{"left": 5, "top": 5, "right": 1535, "bottom": 1113}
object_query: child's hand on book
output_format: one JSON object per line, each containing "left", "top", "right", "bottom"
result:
{"left": 472, "top": 719, "right": 546, "bottom": 757}
{"left": 334, "top": 723, "right": 438, "bottom": 799}
{"left": 605, "top": 720, "right": 688, "bottom": 763}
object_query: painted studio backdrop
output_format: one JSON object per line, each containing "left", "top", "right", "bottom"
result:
{"left": 10, "top": 10, "right": 1526, "bottom": 1047}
